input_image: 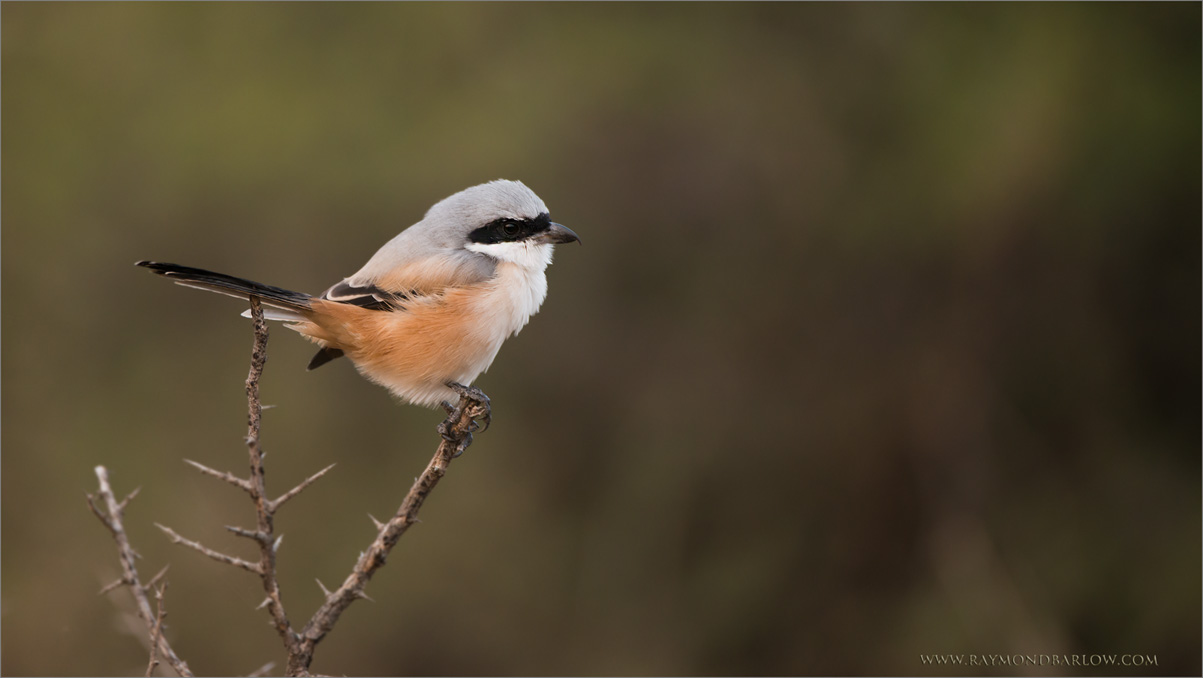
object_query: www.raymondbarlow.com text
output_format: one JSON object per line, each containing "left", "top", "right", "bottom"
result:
{"left": 919, "top": 654, "right": 1157, "bottom": 668}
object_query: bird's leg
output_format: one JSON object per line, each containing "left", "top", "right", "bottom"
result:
{"left": 437, "top": 400, "right": 462, "bottom": 445}
{"left": 446, "top": 381, "right": 489, "bottom": 405}
{"left": 445, "top": 381, "right": 491, "bottom": 434}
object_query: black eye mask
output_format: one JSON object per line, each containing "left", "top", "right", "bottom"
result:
{"left": 468, "top": 213, "right": 552, "bottom": 245}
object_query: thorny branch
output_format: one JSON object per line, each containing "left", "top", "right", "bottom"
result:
{"left": 286, "top": 387, "right": 488, "bottom": 676}
{"left": 88, "top": 466, "right": 193, "bottom": 677}
{"left": 156, "top": 298, "right": 303, "bottom": 659}
{"left": 150, "top": 296, "right": 490, "bottom": 676}
{"left": 146, "top": 582, "right": 169, "bottom": 677}
{"left": 241, "top": 298, "right": 297, "bottom": 653}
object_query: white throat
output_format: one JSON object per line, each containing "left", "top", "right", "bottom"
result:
{"left": 466, "top": 240, "right": 555, "bottom": 270}
{"left": 465, "top": 242, "right": 553, "bottom": 340}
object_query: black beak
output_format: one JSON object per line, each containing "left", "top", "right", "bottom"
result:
{"left": 540, "top": 222, "right": 581, "bottom": 245}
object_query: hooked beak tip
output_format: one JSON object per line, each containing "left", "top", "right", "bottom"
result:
{"left": 548, "top": 222, "right": 581, "bottom": 245}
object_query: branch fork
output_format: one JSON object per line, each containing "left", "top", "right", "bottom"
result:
{"left": 94, "top": 296, "right": 492, "bottom": 676}
{"left": 87, "top": 467, "right": 193, "bottom": 677}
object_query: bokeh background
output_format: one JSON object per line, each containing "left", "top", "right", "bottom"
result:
{"left": 2, "top": 3, "right": 1199, "bottom": 676}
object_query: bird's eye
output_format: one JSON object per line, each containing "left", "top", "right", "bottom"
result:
{"left": 502, "top": 221, "right": 521, "bottom": 237}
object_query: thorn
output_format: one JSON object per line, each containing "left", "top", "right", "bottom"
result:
{"left": 270, "top": 463, "right": 336, "bottom": 510}
{"left": 256, "top": 596, "right": 272, "bottom": 610}
{"left": 368, "top": 514, "right": 385, "bottom": 531}
{"left": 353, "top": 589, "right": 376, "bottom": 603}
{"left": 183, "top": 459, "right": 252, "bottom": 492}
{"left": 261, "top": 404, "right": 277, "bottom": 410}
{"left": 118, "top": 486, "right": 141, "bottom": 511}
{"left": 316, "top": 578, "right": 331, "bottom": 597}
{"left": 98, "top": 577, "right": 128, "bottom": 596}
{"left": 147, "top": 564, "right": 171, "bottom": 590}
{"left": 225, "top": 525, "right": 269, "bottom": 543}
{"left": 272, "top": 535, "right": 284, "bottom": 554}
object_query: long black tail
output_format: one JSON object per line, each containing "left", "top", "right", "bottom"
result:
{"left": 136, "top": 261, "right": 313, "bottom": 312}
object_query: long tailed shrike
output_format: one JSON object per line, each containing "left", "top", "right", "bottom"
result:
{"left": 138, "top": 180, "right": 579, "bottom": 410}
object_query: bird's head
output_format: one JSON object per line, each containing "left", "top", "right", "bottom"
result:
{"left": 424, "top": 180, "right": 579, "bottom": 270}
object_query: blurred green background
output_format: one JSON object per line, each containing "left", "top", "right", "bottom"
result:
{"left": 2, "top": 3, "right": 1199, "bottom": 676}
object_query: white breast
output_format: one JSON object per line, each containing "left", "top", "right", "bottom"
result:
{"left": 474, "top": 257, "right": 550, "bottom": 340}
{"left": 448, "top": 242, "right": 553, "bottom": 388}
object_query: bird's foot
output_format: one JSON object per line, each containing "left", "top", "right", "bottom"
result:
{"left": 446, "top": 381, "right": 490, "bottom": 404}
{"left": 439, "top": 383, "right": 491, "bottom": 454}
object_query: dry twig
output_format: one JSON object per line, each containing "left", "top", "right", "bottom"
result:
{"left": 285, "top": 390, "right": 487, "bottom": 675}
{"left": 146, "top": 582, "right": 168, "bottom": 676}
{"left": 155, "top": 523, "right": 263, "bottom": 574}
{"left": 88, "top": 467, "right": 193, "bottom": 677}
{"left": 159, "top": 298, "right": 305, "bottom": 657}
{"left": 100, "top": 296, "right": 489, "bottom": 676}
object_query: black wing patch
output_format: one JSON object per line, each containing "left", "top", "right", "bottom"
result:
{"left": 322, "top": 280, "right": 410, "bottom": 311}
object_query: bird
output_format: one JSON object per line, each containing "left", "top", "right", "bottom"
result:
{"left": 137, "top": 179, "right": 579, "bottom": 416}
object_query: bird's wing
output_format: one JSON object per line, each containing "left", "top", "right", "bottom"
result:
{"left": 321, "top": 250, "right": 496, "bottom": 311}
{"left": 320, "top": 280, "right": 411, "bottom": 310}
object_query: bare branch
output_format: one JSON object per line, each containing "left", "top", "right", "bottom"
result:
{"left": 285, "top": 391, "right": 490, "bottom": 675}
{"left": 269, "top": 463, "right": 336, "bottom": 512}
{"left": 89, "top": 466, "right": 193, "bottom": 677}
{"left": 151, "top": 300, "right": 302, "bottom": 663}
{"left": 95, "top": 296, "right": 491, "bottom": 677}
{"left": 156, "top": 523, "right": 262, "bottom": 574}
{"left": 183, "top": 459, "right": 252, "bottom": 493}
{"left": 242, "top": 298, "right": 300, "bottom": 657}
{"left": 146, "top": 583, "right": 168, "bottom": 677}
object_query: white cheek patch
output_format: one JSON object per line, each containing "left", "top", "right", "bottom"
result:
{"left": 466, "top": 241, "right": 554, "bottom": 270}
